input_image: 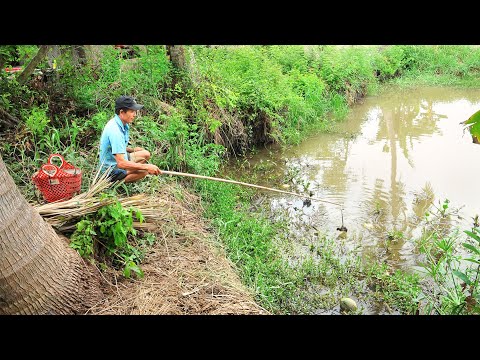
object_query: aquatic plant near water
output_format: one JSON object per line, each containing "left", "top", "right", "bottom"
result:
{"left": 461, "top": 109, "right": 480, "bottom": 144}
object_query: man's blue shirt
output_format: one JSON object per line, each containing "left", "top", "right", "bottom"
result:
{"left": 99, "top": 114, "right": 129, "bottom": 171}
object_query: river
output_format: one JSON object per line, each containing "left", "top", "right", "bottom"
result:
{"left": 228, "top": 85, "right": 480, "bottom": 272}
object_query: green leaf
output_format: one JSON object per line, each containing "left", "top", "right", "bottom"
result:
{"left": 463, "top": 109, "right": 480, "bottom": 125}
{"left": 464, "top": 230, "right": 480, "bottom": 244}
{"left": 464, "top": 257, "right": 480, "bottom": 264}
{"left": 132, "top": 265, "right": 144, "bottom": 278}
{"left": 123, "top": 262, "right": 144, "bottom": 279}
{"left": 123, "top": 266, "right": 131, "bottom": 278}
{"left": 135, "top": 210, "right": 144, "bottom": 223}
{"left": 463, "top": 109, "right": 480, "bottom": 139}
{"left": 462, "top": 242, "right": 480, "bottom": 255}
{"left": 452, "top": 270, "right": 472, "bottom": 285}
{"left": 130, "top": 264, "right": 144, "bottom": 278}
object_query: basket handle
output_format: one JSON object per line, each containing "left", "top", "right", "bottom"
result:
{"left": 41, "top": 164, "right": 58, "bottom": 178}
{"left": 48, "top": 154, "right": 65, "bottom": 168}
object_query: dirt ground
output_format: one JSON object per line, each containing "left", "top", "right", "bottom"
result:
{"left": 85, "top": 185, "right": 269, "bottom": 315}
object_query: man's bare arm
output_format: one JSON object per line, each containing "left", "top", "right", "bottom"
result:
{"left": 114, "top": 153, "right": 161, "bottom": 175}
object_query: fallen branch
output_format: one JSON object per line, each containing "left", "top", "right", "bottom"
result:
{"left": 0, "top": 107, "right": 20, "bottom": 128}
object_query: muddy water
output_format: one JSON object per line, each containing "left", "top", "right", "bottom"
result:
{"left": 229, "top": 86, "right": 480, "bottom": 271}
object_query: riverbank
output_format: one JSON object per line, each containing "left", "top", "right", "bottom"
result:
{"left": 86, "top": 183, "right": 268, "bottom": 315}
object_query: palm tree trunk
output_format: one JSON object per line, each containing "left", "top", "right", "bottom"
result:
{"left": 0, "top": 155, "right": 103, "bottom": 314}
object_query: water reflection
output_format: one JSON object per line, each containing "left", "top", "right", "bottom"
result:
{"left": 230, "top": 86, "right": 480, "bottom": 269}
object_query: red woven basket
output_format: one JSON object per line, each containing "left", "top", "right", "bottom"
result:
{"left": 32, "top": 154, "right": 82, "bottom": 202}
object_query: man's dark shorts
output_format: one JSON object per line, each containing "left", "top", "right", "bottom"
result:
{"left": 108, "top": 168, "right": 127, "bottom": 182}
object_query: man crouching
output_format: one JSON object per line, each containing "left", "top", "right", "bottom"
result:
{"left": 99, "top": 95, "right": 161, "bottom": 182}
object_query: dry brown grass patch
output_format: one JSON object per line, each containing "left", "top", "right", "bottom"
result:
{"left": 86, "top": 184, "right": 269, "bottom": 315}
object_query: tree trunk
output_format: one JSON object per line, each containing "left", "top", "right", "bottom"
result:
{"left": 166, "top": 45, "right": 186, "bottom": 70}
{"left": 17, "top": 45, "right": 52, "bottom": 85}
{"left": 0, "top": 54, "right": 6, "bottom": 71}
{"left": 73, "top": 45, "right": 87, "bottom": 65}
{"left": 0, "top": 155, "right": 103, "bottom": 314}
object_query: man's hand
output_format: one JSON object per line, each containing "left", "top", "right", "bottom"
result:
{"left": 114, "top": 153, "right": 161, "bottom": 178}
{"left": 146, "top": 163, "right": 161, "bottom": 175}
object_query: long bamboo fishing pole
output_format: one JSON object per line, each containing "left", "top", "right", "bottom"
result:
{"left": 159, "top": 170, "right": 346, "bottom": 230}
{"left": 138, "top": 153, "right": 348, "bottom": 230}
{"left": 159, "top": 169, "right": 347, "bottom": 230}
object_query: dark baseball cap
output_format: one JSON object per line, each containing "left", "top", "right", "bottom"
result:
{"left": 115, "top": 95, "right": 144, "bottom": 111}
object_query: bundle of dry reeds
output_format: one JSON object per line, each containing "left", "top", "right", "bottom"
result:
{"left": 34, "top": 168, "right": 166, "bottom": 232}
